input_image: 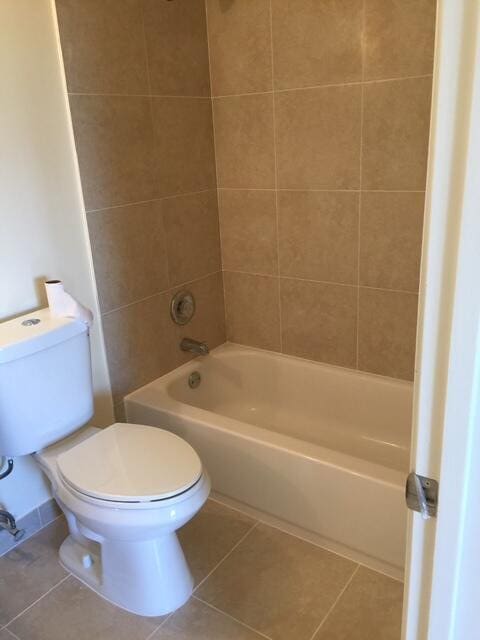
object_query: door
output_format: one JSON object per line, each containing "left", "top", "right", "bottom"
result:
{"left": 402, "top": 2, "right": 480, "bottom": 639}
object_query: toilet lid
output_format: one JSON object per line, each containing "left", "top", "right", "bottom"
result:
{"left": 56, "top": 423, "right": 202, "bottom": 503}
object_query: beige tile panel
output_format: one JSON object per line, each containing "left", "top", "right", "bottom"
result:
{"left": 9, "top": 575, "right": 164, "bottom": 640}
{"left": 223, "top": 271, "right": 281, "bottom": 351}
{"left": 206, "top": 0, "right": 272, "bottom": 96}
{"left": 162, "top": 191, "right": 221, "bottom": 287}
{"left": 360, "top": 192, "right": 425, "bottom": 292}
{"left": 278, "top": 190, "right": 358, "bottom": 284}
{"left": 87, "top": 202, "right": 169, "bottom": 313}
{"left": 175, "top": 272, "right": 226, "bottom": 365}
{"left": 213, "top": 94, "right": 276, "bottom": 189}
{"left": 275, "top": 85, "right": 362, "bottom": 189}
{"left": 196, "top": 523, "right": 356, "bottom": 640}
{"left": 102, "top": 292, "right": 179, "bottom": 403}
{"left": 272, "top": 0, "right": 363, "bottom": 89}
{"left": 151, "top": 98, "right": 216, "bottom": 197}
{"left": 280, "top": 278, "right": 357, "bottom": 367}
{"left": 69, "top": 95, "right": 157, "bottom": 211}
{"left": 219, "top": 189, "right": 278, "bottom": 275}
{"left": 38, "top": 499, "right": 62, "bottom": 527}
{"left": 178, "top": 500, "right": 255, "bottom": 586}
{"left": 358, "top": 288, "right": 418, "bottom": 380}
{"left": 153, "top": 597, "right": 264, "bottom": 640}
{"left": 364, "top": 0, "right": 436, "bottom": 81}
{"left": 0, "top": 519, "right": 68, "bottom": 627}
{"left": 314, "top": 566, "right": 403, "bottom": 640}
{"left": 362, "top": 77, "right": 432, "bottom": 191}
{"left": 143, "top": 0, "right": 210, "bottom": 97}
{"left": 56, "top": 0, "right": 149, "bottom": 95}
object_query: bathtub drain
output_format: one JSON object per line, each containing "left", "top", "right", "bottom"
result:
{"left": 188, "top": 371, "right": 201, "bottom": 389}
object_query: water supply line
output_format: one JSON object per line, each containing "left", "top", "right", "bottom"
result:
{"left": 0, "top": 458, "right": 25, "bottom": 540}
{"left": 0, "top": 456, "right": 14, "bottom": 480}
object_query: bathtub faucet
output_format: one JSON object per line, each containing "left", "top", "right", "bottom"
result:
{"left": 180, "top": 337, "right": 209, "bottom": 356}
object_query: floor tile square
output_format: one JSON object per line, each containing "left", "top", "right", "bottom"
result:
{"left": 179, "top": 500, "right": 256, "bottom": 586}
{"left": 314, "top": 567, "right": 403, "bottom": 640}
{"left": 8, "top": 575, "right": 164, "bottom": 640}
{"left": 196, "top": 524, "right": 356, "bottom": 640}
{"left": 0, "top": 518, "right": 68, "bottom": 626}
{"left": 152, "top": 597, "right": 265, "bottom": 640}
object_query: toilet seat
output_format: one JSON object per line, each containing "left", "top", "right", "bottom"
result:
{"left": 56, "top": 423, "right": 202, "bottom": 504}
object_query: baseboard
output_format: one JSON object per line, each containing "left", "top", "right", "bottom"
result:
{"left": 0, "top": 498, "right": 62, "bottom": 557}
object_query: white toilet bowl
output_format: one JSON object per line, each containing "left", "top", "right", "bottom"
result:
{"left": 35, "top": 423, "right": 210, "bottom": 617}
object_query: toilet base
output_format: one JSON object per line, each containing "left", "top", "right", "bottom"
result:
{"left": 59, "top": 533, "right": 194, "bottom": 617}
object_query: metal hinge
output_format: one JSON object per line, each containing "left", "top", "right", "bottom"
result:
{"left": 406, "top": 472, "right": 439, "bottom": 519}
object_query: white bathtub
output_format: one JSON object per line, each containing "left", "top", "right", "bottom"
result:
{"left": 125, "top": 343, "right": 412, "bottom": 577}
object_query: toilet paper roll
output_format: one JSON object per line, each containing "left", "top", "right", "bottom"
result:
{"left": 45, "top": 280, "right": 93, "bottom": 327}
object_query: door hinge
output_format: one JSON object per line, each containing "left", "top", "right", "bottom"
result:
{"left": 406, "top": 472, "right": 439, "bottom": 519}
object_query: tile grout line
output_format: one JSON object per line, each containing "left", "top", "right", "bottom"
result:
{"left": 210, "top": 73, "right": 433, "bottom": 99}
{"left": 268, "top": 0, "right": 283, "bottom": 353}
{"left": 144, "top": 611, "right": 175, "bottom": 640}
{"left": 139, "top": 2, "right": 174, "bottom": 294}
{"left": 85, "top": 188, "right": 216, "bottom": 215}
{"left": 203, "top": 0, "right": 227, "bottom": 321}
{"left": 193, "top": 595, "right": 273, "bottom": 640}
{"left": 222, "top": 269, "right": 419, "bottom": 296}
{"left": 193, "top": 520, "right": 259, "bottom": 593}
{"left": 100, "top": 269, "right": 223, "bottom": 318}
{"left": 3, "top": 573, "right": 71, "bottom": 631}
{"left": 309, "top": 564, "right": 360, "bottom": 640}
{"left": 355, "top": 0, "right": 367, "bottom": 370}
{"left": 216, "top": 187, "right": 426, "bottom": 194}
{"left": 67, "top": 74, "right": 433, "bottom": 101}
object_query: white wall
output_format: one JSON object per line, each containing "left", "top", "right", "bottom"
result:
{"left": 0, "top": 0, "right": 114, "bottom": 518}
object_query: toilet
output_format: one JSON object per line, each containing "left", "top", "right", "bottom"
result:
{"left": 0, "top": 309, "right": 210, "bottom": 616}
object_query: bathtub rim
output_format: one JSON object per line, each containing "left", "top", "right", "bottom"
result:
{"left": 125, "top": 342, "right": 408, "bottom": 488}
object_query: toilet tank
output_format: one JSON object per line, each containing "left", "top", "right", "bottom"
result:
{"left": 0, "top": 308, "right": 94, "bottom": 456}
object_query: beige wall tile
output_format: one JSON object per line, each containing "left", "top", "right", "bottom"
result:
{"left": 9, "top": 575, "right": 163, "bottom": 640}
{"left": 206, "top": 0, "right": 272, "bottom": 96}
{"left": 315, "top": 566, "right": 403, "bottom": 640}
{"left": 224, "top": 272, "right": 281, "bottom": 351}
{"left": 143, "top": 0, "right": 210, "bottom": 96}
{"left": 360, "top": 192, "right": 424, "bottom": 291}
{"left": 358, "top": 288, "right": 418, "bottom": 380}
{"left": 213, "top": 94, "right": 276, "bottom": 189}
{"left": 69, "top": 95, "right": 157, "bottom": 211}
{"left": 278, "top": 191, "right": 358, "bottom": 284}
{"left": 219, "top": 189, "right": 278, "bottom": 275}
{"left": 151, "top": 97, "right": 216, "bottom": 197}
{"left": 178, "top": 500, "right": 255, "bottom": 586}
{"left": 87, "top": 202, "right": 169, "bottom": 313}
{"left": 362, "top": 77, "right": 432, "bottom": 190}
{"left": 281, "top": 279, "right": 357, "bottom": 367}
{"left": 365, "top": 0, "right": 436, "bottom": 81}
{"left": 163, "top": 191, "right": 221, "bottom": 286}
{"left": 196, "top": 524, "right": 356, "bottom": 640}
{"left": 153, "top": 598, "right": 263, "bottom": 640}
{"left": 272, "top": 0, "right": 363, "bottom": 90}
{"left": 56, "top": 0, "right": 149, "bottom": 95}
{"left": 275, "top": 85, "right": 361, "bottom": 189}
{"left": 175, "top": 272, "right": 226, "bottom": 364}
{"left": 102, "top": 293, "right": 179, "bottom": 403}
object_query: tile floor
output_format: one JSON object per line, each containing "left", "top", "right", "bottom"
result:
{"left": 0, "top": 499, "right": 403, "bottom": 640}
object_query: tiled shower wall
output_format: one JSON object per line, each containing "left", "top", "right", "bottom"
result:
{"left": 55, "top": 0, "right": 225, "bottom": 414}
{"left": 207, "top": 0, "right": 436, "bottom": 380}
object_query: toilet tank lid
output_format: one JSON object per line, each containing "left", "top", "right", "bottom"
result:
{"left": 0, "top": 308, "right": 87, "bottom": 364}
